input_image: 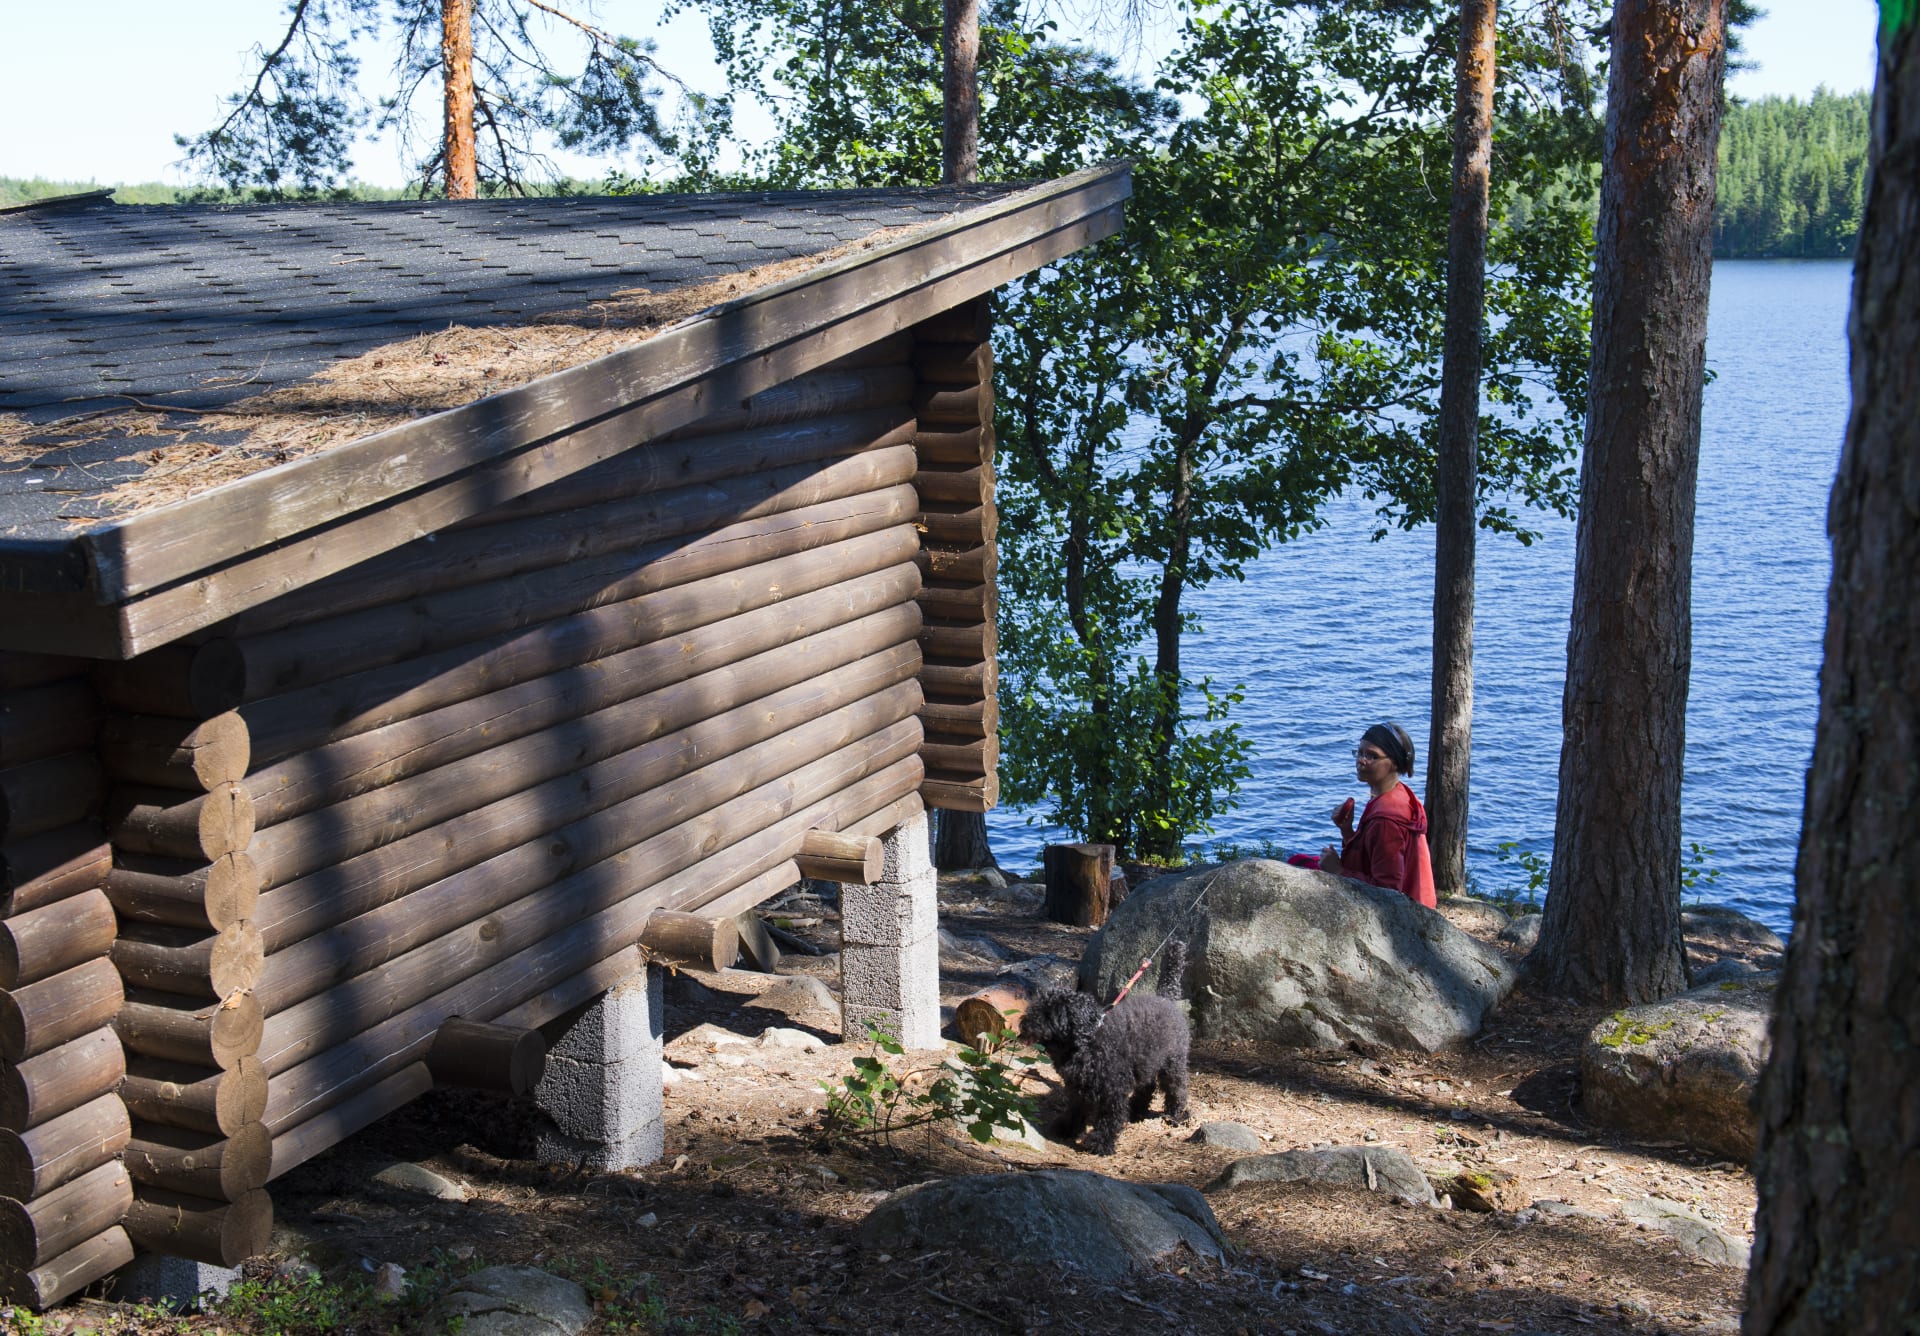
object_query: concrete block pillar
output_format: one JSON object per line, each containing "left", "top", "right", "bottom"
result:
{"left": 115, "top": 1255, "right": 239, "bottom": 1308}
{"left": 840, "top": 811, "right": 941, "bottom": 1047}
{"left": 532, "top": 965, "right": 665, "bottom": 1169}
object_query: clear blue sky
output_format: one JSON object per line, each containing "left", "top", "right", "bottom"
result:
{"left": 0, "top": 1, "right": 1882, "bottom": 189}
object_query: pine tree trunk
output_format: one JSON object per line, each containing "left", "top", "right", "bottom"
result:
{"left": 1746, "top": 17, "right": 1920, "bottom": 1332}
{"left": 941, "top": 0, "right": 980, "bottom": 185}
{"left": 442, "top": 0, "right": 478, "bottom": 199}
{"left": 931, "top": 808, "right": 996, "bottom": 872}
{"left": 1427, "top": 0, "right": 1498, "bottom": 898}
{"left": 1532, "top": 0, "right": 1723, "bottom": 1004}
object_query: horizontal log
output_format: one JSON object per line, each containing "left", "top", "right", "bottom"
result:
{"left": 660, "top": 365, "right": 914, "bottom": 440}
{"left": 915, "top": 380, "right": 994, "bottom": 427}
{"left": 426, "top": 1019, "right": 546, "bottom": 1097}
{"left": 0, "top": 653, "right": 86, "bottom": 693}
{"left": 111, "top": 920, "right": 264, "bottom": 1001}
{"left": 256, "top": 699, "right": 925, "bottom": 1058}
{"left": 238, "top": 438, "right": 918, "bottom": 635}
{"left": 263, "top": 755, "right": 925, "bottom": 1134}
{"left": 233, "top": 482, "right": 919, "bottom": 702}
{"left": 1, "top": 826, "right": 111, "bottom": 918}
{"left": 915, "top": 425, "right": 994, "bottom": 466}
{"left": 922, "top": 770, "right": 999, "bottom": 813}
{"left": 914, "top": 462, "right": 992, "bottom": 506}
{"left": 120, "top": 1056, "right": 268, "bottom": 1138}
{"left": 0, "top": 1158, "right": 133, "bottom": 1270}
{"left": 0, "top": 1092, "right": 131, "bottom": 1201}
{"left": 638, "top": 912, "right": 738, "bottom": 973}
{"left": 98, "top": 713, "right": 251, "bottom": 791}
{"left": 0, "top": 680, "right": 97, "bottom": 770}
{"left": 123, "top": 1121, "right": 272, "bottom": 1201}
{"left": 914, "top": 300, "right": 993, "bottom": 344}
{"left": 0, "top": 1223, "right": 133, "bottom": 1311}
{"left": 918, "top": 620, "right": 994, "bottom": 662}
{"left": 248, "top": 604, "right": 922, "bottom": 893}
{"left": 0, "top": 753, "right": 101, "bottom": 844}
{"left": 114, "top": 991, "right": 262, "bottom": 1071}
{"left": 123, "top": 1185, "right": 270, "bottom": 1268}
{"left": 493, "top": 946, "right": 643, "bottom": 1034}
{"left": 817, "top": 330, "right": 914, "bottom": 372}
{"left": 0, "top": 1028, "right": 123, "bottom": 1133}
{"left": 917, "top": 696, "right": 997, "bottom": 740}
{"left": 0, "top": 889, "right": 117, "bottom": 991}
{"left": 107, "top": 784, "right": 255, "bottom": 862}
{"left": 93, "top": 641, "right": 245, "bottom": 720}
{"left": 842, "top": 790, "right": 927, "bottom": 840}
{"left": 920, "top": 659, "right": 997, "bottom": 698}
{"left": 913, "top": 340, "right": 992, "bottom": 387}
{"left": 918, "top": 581, "right": 997, "bottom": 619}
{"left": 918, "top": 502, "right": 997, "bottom": 546}
{"left": 921, "top": 735, "right": 997, "bottom": 776}
{"left": 269, "top": 1063, "right": 434, "bottom": 1182}
{"left": 253, "top": 643, "right": 924, "bottom": 958}
{"left": 0, "top": 958, "right": 123, "bottom": 1063}
{"left": 104, "top": 853, "right": 261, "bottom": 934}
{"left": 242, "top": 547, "right": 922, "bottom": 772}
{"left": 913, "top": 544, "right": 995, "bottom": 585}
{"left": 795, "top": 829, "right": 883, "bottom": 884}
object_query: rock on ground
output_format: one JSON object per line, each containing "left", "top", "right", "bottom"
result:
{"left": 1683, "top": 905, "right": 1785, "bottom": 951}
{"left": 1622, "top": 1197, "right": 1752, "bottom": 1268}
{"left": 428, "top": 1265, "right": 595, "bottom": 1336}
{"left": 1082, "top": 859, "right": 1516, "bottom": 1052}
{"left": 1581, "top": 974, "right": 1774, "bottom": 1161}
{"left": 1438, "top": 896, "right": 1512, "bottom": 937}
{"left": 1188, "top": 1121, "right": 1264, "bottom": 1152}
{"left": 371, "top": 1161, "right": 468, "bottom": 1202}
{"left": 1500, "top": 913, "right": 1543, "bottom": 952}
{"left": 1209, "top": 1146, "right": 1438, "bottom": 1207}
{"left": 860, "top": 1170, "right": 1227, "bottom": 1281}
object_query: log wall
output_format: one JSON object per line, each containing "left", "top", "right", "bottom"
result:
{"left": 0, "top": 653, "right": 134, "bottom": 1307}
{"left": 0, "top": 306, "right": 1004, "bottom": 1303}
{"left": 909, "top": 299, "right": 1001, "bottom": 813}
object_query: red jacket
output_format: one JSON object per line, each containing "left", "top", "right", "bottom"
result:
{"left": 1342, "top": 783, "right": 1437, "bottom": 908}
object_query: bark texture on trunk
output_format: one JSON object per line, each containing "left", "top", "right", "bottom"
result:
{"left": 941, "top": 0, "right": 980, "bottom": 185}
{"left": 930, "top": 809, "right": 995, "bottom": 871}
{"left": 1746, "top": 16, "right": 1920, "bottom": 1333}
{"left": 442, "top": 0, "right": 478, "bottom": 199}
{"left": 1426, "top": 0, "right": 1498, "bottom": 897}
{"left": 1533, "top": 0, "right": 1723, "bottom": 1003}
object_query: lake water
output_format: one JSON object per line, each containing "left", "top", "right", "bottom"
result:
{"left": 986, "top": 259, "right": 1852, "bottom": 935}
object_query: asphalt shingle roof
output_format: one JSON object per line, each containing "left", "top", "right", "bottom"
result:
{"left": 0, "top": 184, "right": 1022, "bottom": 547}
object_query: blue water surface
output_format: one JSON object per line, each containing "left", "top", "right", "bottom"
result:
{"left": 986, "top": 259, "right": 1851, "bottom": 934}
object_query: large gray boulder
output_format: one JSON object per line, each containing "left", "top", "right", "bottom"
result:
{"left": 1581, "top": 973, "right": 1775, "bottom": 1161}
{"left": 427, "top": 1266, "right": 595, "bottom": 1336}
{"left": 860, "top": 1170, "right": 1226, "bottom": 1281}
{"left": 1081, "top": 860, "right": 1516, "bottom": 1052}
{"left": 1210, "top": 1146, "right": 1437, "bottom": 1206}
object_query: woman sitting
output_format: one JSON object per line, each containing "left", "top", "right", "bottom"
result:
{"left": 1318, "top": 722, "right": 1437, "bottom": 909}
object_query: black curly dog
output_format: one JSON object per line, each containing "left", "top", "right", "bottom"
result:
{"left": 1019, "top": 942, "right": 1191, "bottom": 1155}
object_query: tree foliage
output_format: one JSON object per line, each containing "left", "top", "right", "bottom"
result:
{"left": 1715, "top": 89, "right": 1870, "bottom": 258}
{"left": 178, "top": 0, "right": 697, "bottom": 197}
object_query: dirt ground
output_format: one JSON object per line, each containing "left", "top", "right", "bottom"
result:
{"left": 47, "top": 874, "right": 1776, "bottom": 1336}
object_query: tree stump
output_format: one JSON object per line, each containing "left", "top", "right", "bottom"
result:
{"left": 952, "top": 982, "right": 1030, "bottom": 1047}
{"left": 1043, "top": 843, "right": 1115, "bottom": 927}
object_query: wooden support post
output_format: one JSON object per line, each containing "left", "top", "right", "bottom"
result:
{"left": 795, "top": 829, "right": 884, "bottom": 884}
{"left": 733, "top": 914, "right": 781, "bottom": 973}
{"left": 0, "top": 1028, "right": 124, "bottom": 1133}
{"left": 123, "top": 1186, "right": 270, "bottom": 1267}
{"left": 637, "top": 912, "right": 738, "bottom": 973}
{"left": 0, "top": 889, "right": 117, "bottom": 990}
{"left": 0, "top": 958, "right": 124, "bottom": 1062}
{"left": 1043, "top": 843, "right": 1116, "bottom": 928}
{"left": 426, "top": 1018, "right": 546, "bottom": 1097}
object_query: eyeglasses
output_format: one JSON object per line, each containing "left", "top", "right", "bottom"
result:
{"left": 1353, "top": 748, "right": 1391, "bottom": 764}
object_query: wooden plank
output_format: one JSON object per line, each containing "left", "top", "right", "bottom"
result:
{"left": 0, "top": 1029, "right": 124, "bottom": 1134}
{"left": 86, "top": 164, "right": 1126, "bottom": 607}
{"left": 0, "top": 592, "right": 123, "bottom": 660}
{"left": 231, "top": 500, "right": 919, "bottom": 704}
{"left": 261, "top": 754, "right": 924, "bottom": 1135}
{"left": 0, "top": 680, "right": 97, "bottom": 769}
{"left": 231, "top": 436, "right": 918, "bottom": 636}
{"left": 0, "top": 889, "right": 117, "bottom": 991}
{"left": 252, "top": 699, "right": 926, "bottom": 1050}
{"left": 913, "top": 299, "right": 993, "bottom": 344}
{"left": 240, "top": 553, "right": 921, "bottom": 768}
{"left": 657, "top": 367, "right": 914, "bottom": 441}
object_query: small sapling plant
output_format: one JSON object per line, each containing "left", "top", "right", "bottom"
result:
{"left": 820, "top": 1017, "right": 1039, "bottom": 1146}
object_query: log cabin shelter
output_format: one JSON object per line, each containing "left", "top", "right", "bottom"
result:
{"left": 0, "top": 163, "right": 1129, "bottom": 1307}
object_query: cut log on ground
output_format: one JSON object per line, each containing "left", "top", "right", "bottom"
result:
{"left": 1044, "top": 843, "right": 1117, "bottom": 928}
{"left": 953, "top": 982, "right": 1032, "bottom": 1047}
{"left": 734, "top": 914, "right": 782, "bottom": 973}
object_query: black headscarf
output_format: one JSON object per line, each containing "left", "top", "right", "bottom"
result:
{"left": 1362, "top": 722, "right": 1416, "bottom": 776}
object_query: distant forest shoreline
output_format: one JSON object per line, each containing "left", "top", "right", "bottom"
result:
{"left": 4, "top": 91, "right": 1869, "bottom": 261}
